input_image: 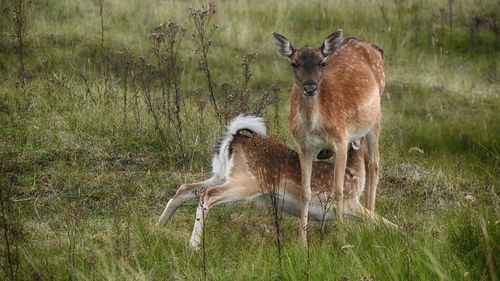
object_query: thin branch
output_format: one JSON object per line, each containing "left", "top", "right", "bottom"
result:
{"left": 0, "top": 186, "right": 14, "bottom": 281}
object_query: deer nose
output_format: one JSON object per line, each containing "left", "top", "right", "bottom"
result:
{"left": 303, "top": 84, "right": 317, "bottom": 96}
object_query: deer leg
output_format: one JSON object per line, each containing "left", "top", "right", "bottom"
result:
{"left": 298, "top": 149, "right": 313, "bottom": 245}
{"left": 333, "top": 139, "right": 348, "bottom": 223}
{"left": 157, "top": 176, "right": 219, "bottom": 226}
{"left": 189, "top": 182, "right": 257, "bottom": 249}
{"left": 365, "top": 126, "right": 380, "bottom": 211}
{"left": 344, "top": 200, "right": 398, "bottom": 229}
{"left": 342, "top": 155, "right": 396, "bottom": 228}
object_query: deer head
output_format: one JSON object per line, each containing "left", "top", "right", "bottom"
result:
{"left": 272, "top": 30, "right": 343, "bottom": 96}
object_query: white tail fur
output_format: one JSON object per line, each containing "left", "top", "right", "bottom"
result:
{"left": 211, "top": 114, "right": 267, "bottom": 181}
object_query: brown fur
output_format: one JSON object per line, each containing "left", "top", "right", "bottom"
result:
{"left": 157, "top": 134, "right": 396, "bottom": 249}
{"left": 289, "top": 40, "right": 384, "bottom": 140}
{"left": 276, "top": 31, "right": 385, "bottom": 244}
{"left": 231, "top": 135, "right": 361, "bottom": 196}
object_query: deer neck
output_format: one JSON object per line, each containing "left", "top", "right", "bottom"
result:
{"left": 290, "top": 87, "right": 322, "bottom": 133}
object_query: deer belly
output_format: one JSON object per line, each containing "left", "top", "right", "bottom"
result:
{"left": 255, "top": 192, "right": 336, "bottom": 221}
{"left": 255, "top": 192, "right": 303, "bottom": 216}
{"left": 347, "top": 127, "right": 370, "bottom": 143}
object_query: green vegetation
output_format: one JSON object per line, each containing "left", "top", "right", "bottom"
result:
{"left": 1, "top": 0, "right": 498, "bottom": 280}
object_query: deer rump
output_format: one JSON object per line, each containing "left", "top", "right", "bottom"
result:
{"left": 157, "top": 115, "right": 395, "bottom": 248}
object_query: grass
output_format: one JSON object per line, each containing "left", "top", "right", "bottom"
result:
{"left": 1, "top": 0, "right": 499, "bottom": 280}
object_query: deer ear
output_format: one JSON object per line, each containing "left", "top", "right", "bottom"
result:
{"left": 272, "top": 32, "right": 295, "bottom": 59}
{"left": 321, "top": 29, "right": 343, "bottom": 56}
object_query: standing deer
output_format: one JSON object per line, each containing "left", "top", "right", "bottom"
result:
{"left": 272, "top": 29, "right": 385, "bottom": 244}
{"left": 157, "top": 115, "right": 395, "bottom": 249}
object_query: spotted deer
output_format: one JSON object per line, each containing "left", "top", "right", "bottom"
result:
{"left": 156, "top": 115, "right": 394, "bottom": 249}
{"left": 272, "top": 29, "right": 385, "bottom": 243}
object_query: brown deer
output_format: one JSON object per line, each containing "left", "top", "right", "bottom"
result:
{"left": 272, "top": 29, "right": 385, "bottom": 244}
{"left": 156, "top": 116, "right": 395, "bottom": 249}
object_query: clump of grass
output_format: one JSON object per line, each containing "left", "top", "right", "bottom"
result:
{"left": 150, "top": 20, "right": 187, "bottom": 158}
{"left": 109, "top": 47, "right": 134, "bottom": 117}
{"left": 444, "top": 207, "right": 499, "bottom": 280}
{"left": 189, "top": 0, "right": 220, "bottom": 123}
{"left": 219, "top": 53, "right": 280, "bottom": 123}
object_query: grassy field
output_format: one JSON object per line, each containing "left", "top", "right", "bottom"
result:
{"left": 1, "top": 0, "right": 499, "bottom": 280}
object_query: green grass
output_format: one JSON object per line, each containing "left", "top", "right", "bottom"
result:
{"left": 1, "top": 0, "right": 499, "bottom": 280}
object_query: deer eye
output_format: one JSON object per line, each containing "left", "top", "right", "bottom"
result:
{"left": 290, "top": 62, "right": 299, "bottom": 69}
{"left": 321, "top": 61, "right": 327, "bottom": 67}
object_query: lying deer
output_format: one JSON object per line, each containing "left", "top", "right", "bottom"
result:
{"left": 156, "top": 115, "right": 395, "bottom": 249}
{"left": 272, "top": 29, "right": 385, "bottom": 243}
